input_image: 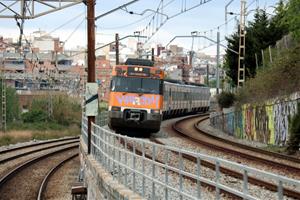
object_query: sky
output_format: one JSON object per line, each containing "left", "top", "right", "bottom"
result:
{"left": 0, "top": 0, "right": 279, "bottom": 55}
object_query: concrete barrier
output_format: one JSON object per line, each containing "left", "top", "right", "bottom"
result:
{"left": 80, "top": 139, "right": 145, "bottom": 200}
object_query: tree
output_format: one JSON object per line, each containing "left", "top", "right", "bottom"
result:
{"left": 224, "top": 31, "right": 239, "bottom": 86}
{"left": 223, "top": 6, "right": 290, "bottom": 86}
{"left": 6, "top": 87, "right": 20, "bottom": 122}
{"left": 283, "top": 0, "right": 300, "bottom": 40}
{"left": 269, "top": 0, "right": 289, "bottom": 42}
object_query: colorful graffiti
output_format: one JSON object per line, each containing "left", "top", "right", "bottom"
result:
{"left": 254, "top": 106, "right": 271, "bottom": 144}
{"left": 245, "top": 106, "right": 254, "bottom": 141}
{"left": 274, "top": 101, "right": 298, "bottom": 146}
{"left": 210, "top": 93, "right": 299, "bottom": 146}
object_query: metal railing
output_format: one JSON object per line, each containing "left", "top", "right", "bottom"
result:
{"left": 81, "top": 116, "right": 88, "bottom": 146}
{"left": 81, "top": 116, "right": 300, "bottom": 200}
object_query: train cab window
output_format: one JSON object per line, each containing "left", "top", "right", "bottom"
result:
{"left": 110, "top": 77, "right": 163, "bottom": 94}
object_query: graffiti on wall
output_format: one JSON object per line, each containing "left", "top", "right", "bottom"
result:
{"left": 274, "top": 101, "right": 297, "bottom": 146}
{"left": 245, "top": 106, "right": 255, "bottom": 141}
{"left": 254, "top": 106, "right": 271, "bottom": 144}
{"left": 210, "top": 93, "right": 299, "bottom": 146}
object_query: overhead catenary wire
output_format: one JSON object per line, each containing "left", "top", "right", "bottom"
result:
{"left": 63, "top": 17, "right": 86, "bottom": 45}
{"left": 97, "top": 12, "right": 154, "bottom": 30}
{"left": 136, "top": 0, "right": 214, "bottom": 44}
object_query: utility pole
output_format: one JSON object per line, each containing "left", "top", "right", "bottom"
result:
{"left": 0, "top": 63, "right": 6, "bottom": 132}
{"left": 87, "top": 0, "right": 95, "bottom": 154}
{"left": 237, "top": 0, "right": 246, "bottom": 87}
{"left": 206, "top": 61, "right": 209, "bottom": 86}
{"left": 115, "top": 33, "right": 119, "bottom": 65}
{"left": 216, "top": 31, "right": 220, "bottom": 94}
{"left": 151, "top": 48, "right": 155, "bottom": 62}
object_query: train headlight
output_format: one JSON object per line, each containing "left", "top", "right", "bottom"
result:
{"left": 111, "top": 106, "right": 121, "bottom": 111}
{"left": 151, "top": 109, "right": 160, "bottom": 114}
{"left": 134, "top": 67, "right": 138, "bottom": 71}
{"left": 139, "top": 67, "right": 143, "bottom": 72}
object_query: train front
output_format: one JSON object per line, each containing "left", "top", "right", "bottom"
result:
{"left": 108, "top": 64, "right": 164, "bottom": 133}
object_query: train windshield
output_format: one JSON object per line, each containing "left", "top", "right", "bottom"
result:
{"left": 110, "top": 77, "right": 163, "bottom": 94}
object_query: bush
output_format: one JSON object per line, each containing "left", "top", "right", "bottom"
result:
{"left": 287, "top": 104, "right": 300, "bottom": 154}
{"left": 217, "top": 92, "right": 235, "bottom": 109}
{"left": 21, "top": 110, "right": 48, "bottom": 123}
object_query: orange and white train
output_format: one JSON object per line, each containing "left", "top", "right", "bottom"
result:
{"left": 108, "top": 59, "right": 210, "bottom": 133}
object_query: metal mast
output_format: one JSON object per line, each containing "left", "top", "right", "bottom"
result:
{"left": 86, "top": 0, "right": 95, "bottom": 154}
{"left": 238, "top": 0, "right": 246, "bottom": 87}
{"left": 0, "top": 1, "right": 82, "bottom": 19}
{"left": 0, "top": 61, "right": 6, "bottom": 132}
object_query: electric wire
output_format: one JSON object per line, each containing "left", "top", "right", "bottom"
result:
{"left": 97, "top": 12, "right": 154, "bottom": 30}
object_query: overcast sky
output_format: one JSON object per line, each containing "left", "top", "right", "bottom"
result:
{"left": 0, "top": 0, "right": 279, "bottom": 55}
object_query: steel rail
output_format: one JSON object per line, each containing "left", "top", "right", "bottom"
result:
{"left": 173, "top": 114, "right": 300, "bottom": 172}
{"left": 121, "top": 138, "right": 242, "bottom": 200}
{"left": 195, "top": 117, "right": 300, "bottom": 164}
{"left": 0, "top": 136, "right": 79, "bottom": 155}
{"left": 150, "top": 137, "right": 300, "bottom": 199}
{"left": 170, "top": 114, "right": 300, "bottom": 199}
{"left": 0, "top": 139, "right": 79, "bottom": 164}
{"left": 0, "top": 144, "right": 79, "bottom": 189}
{"left": 37, "top": 153, "right": 78, "bottom": 200}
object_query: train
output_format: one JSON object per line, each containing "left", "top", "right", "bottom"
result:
{"left": 108, "top": 59, "right": 210, "bottom": 133}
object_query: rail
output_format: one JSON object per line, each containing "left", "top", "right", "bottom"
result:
{"left": 81, "top": 116, "right": 300, "bottom": 200}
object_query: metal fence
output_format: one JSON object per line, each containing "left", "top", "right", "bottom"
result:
{"left": 81, "top": 116, "right": 300, "bottom": 200}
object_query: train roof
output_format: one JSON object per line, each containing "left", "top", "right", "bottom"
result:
{"left": 164, "top": 79, "right": 208, "bottom": 87}
{"left": 125, "top": 58, "right": 154, "bottom": 67}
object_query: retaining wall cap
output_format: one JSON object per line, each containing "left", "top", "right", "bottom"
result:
{"left": 80, "top": 139, "right": 145, "bottom": 200}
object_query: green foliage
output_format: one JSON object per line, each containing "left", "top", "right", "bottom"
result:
{"left": 0, "top": 84, "right": 20, "bottom": 123}
{"left": 287, "top": 103, "right": 300, "bottom": 154}
{"left": 1, "top": 124, "right": 80, "bottom": 147}
{"left": 236, "top": 45, "right": 300, "bottom": 103}
{"left": 217, "top": 92, "right": 235, "bottom": 109}
{"left": 6, "top": 87, "right": 20, "bottom": 122}
{"left": 20, "top": 94, "right": 81, "bottom": 127}
{"left": 31, "top": 98, "right": 48, "bottom": 113}
{"left": 283, "top": 0, "right": 300, "bottom": 40}
{"left": 21, "top": 110, "right": 48, "bottom": 123}
{"left": 52, "top": 95, "right": 81, "bottom": 126}
{"left": 224, "top": 5, "right": 289, "bottom": 86}
{"left": 99, "top": 101, "right": 108, "bottom": 112}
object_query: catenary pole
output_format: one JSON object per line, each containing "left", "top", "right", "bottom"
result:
{"left": 87, "top": 0, "right": 95, "bottom": 154}
{"left": 115, "top": 33, "right": 119, "bottom": 65}
{"left": 216, "top": 31, "right": 220, "bottom": 94}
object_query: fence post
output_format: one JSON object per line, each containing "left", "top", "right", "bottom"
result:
{"left": 261, "top": 49, "right": 265, "bottom": 68}
{"left": 269, "top": 46, "right": 272, "bottom": 63}
{"left": 255, "top": 53, "right": 258, "bottom": 70}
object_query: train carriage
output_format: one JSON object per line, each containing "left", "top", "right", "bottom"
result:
{"left": 108, "top": 59, "right": 210, "bottom": 133}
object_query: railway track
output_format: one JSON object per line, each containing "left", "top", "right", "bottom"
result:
{"left": 172, "top": 114, "right": 300, "bottom": 174}
{"left": 123, "top": 139, "right": 242, "bottom": 199}
{"left": 152, "top": 114, "right": 300, "bottom": 199}
{"left": 0, "top": 138, "right": 79, "bottom": 200}
{"left": 0, "top": 136, "right": 79, "bottom": 155}
{"left": 0, "top": 137, "right": 79, "bottom": 164}
{"left": 37, "top": 153, "right": 78, "bottom": 200}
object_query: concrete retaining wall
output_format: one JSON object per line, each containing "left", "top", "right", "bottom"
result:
{"left": 80, "top": 140, "right": 144, "bottom": 200}
{"left": 210, "top": 92, "right": 300, "bottom": 146}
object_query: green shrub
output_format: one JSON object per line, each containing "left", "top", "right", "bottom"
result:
{"left": 287, "top": 104, "right": 300, "bottom": 154}
{"left": 21, "top": 110, "right": 48, "bottom": 123}
{"left": 217, "top": 92, "right": 236, "bottom": 109}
